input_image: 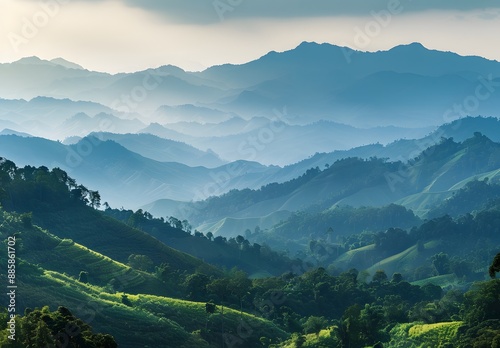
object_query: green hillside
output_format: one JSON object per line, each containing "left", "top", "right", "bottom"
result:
{"left": 365, "top": 241, "right": 441, "bottom": 278}
{"left": 0, "top": 207, "right": 288, "bottom": 347}
{"left": 8, "top": 266, "right": 287, "bottom": 347}
{"left": 31, "top": 206, "right": 219, "bottom": 279}
{"left": 196, "top": 210, "right": 292, "bottom": 238}
{"left": 0, "top": 159, "right": 220, "bottom": 282}
{"left": 2, "top": 146, "right": 500, "bottom": 347}
{"left": 2, "top": 203, "right": 500, "bottom": 347}
{"left": 411, "top": 274, "right": 459, "bottom": 288}
{"left": 151, "top": 134, "right": 500, "bottom": 256}
{"left": 388, "top": 321, "right": 463, "bottom": 347}
{"left": 396, "top": 169, "right": 500, "bottom": 217}
{"left": 103, "top": 208, "right": 297, "bottom": 277}
{"left": 10, "top": 214, "right": 169, "bottom": 296}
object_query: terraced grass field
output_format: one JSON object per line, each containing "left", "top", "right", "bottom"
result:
{"left": 387, "top": 321, "right": 463, "bottom": 347}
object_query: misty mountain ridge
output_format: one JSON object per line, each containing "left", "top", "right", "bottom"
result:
{"left": 49, "top": 57, "right": 85, "bottom": 70}
{"left": 2, "top": 41, "right": 500, "bottom": 167}
{"left": 138, "top": 118, "right": 434, "bottom": 165}
{"left": 89, "top": 132, "right": 226, "bottom": 168}
{"left": 12, "top": 56, "right": 84, "bottom": 70}
{"left": 0, "top": 134, "right": 283, "bottom": 208}
{"left": 0, "top": 116, "right": 497, "bottom": 213}
{"left": 0, "top": 128, "right": 32, "bottom": 137}
{"left": 142, "top": 131, "right": 500, "bottom": 238}
{"left": 1, "top": 41, "right": 499, "bottom": 129}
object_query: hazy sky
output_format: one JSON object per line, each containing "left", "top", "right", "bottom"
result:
{"left": 1, "top": 0, "right": 499, "bottom": 73}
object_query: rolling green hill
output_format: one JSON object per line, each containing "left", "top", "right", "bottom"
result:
{"left": 388, "top": 321, "right": 463, "bottom": 348}
{"left": 28, "top": 205, "right": 219, "bottom": 280}
{"left": 8, "top": 213, "right": 169, "bottom": 296}
{"left": 102, "top": 208, "right": 297, "bottom": 277}
{"left": 0, "top": 159, "right": 220, "bottom": 283}
{"left": 0, "top": 205, "right": 288, "bottom": 347}
{"left": 7, "top": 263, "right": 287, "bottom": 347}
{"left": 170, "top": 134, "right": 500, "bottom": 264}
{"left": 196, "top": 210, "right": 292, "bottom": 238}
{"left": 365, "top": 242, "right": 441, "bottom": 279}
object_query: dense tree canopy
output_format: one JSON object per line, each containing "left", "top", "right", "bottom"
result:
{"left": 0, "top": 306, "right": 117, "bottom": 347}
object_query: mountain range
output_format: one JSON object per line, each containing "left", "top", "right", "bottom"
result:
{"left": 142, "top": 129, "right": 500, "bottom": 240}
{"left": 2, "top": 42, "right": 500, "bottom": 167}
{"left": 2, "top": 116, "right": 499, "bottom": 212}
{"left": 2, "top": 42, "right": 500, "bottom": 128}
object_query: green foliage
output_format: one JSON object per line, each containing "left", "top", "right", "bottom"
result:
{"left": 1, "top": 212, "right": 168, "bottom": 295}
{"left": 451, "top": 280, "right": 500, "bottom": 347}
{"left": 0, "top": 162, "right": 221, "bottom": 292}
{"left": 127, "top": 254, "right": 153, "bottom": 272}
{"left": 490, "top": 252, "right": 500, "bottom": 278}
{"left": 267, "top": 203, "right": 419, "bottom": 250}
{"left": 392, "top": 273, "right": 403, "bottom": 283}
{"left": 336, "top": 209, "right": 500, "bottom": 282}
{"left": 190, "top": 167, "right": 323, "bottom": 223}
{"left": 205, "top": 302, "right": 216, "bottom": 314}
{"left": 375, "top": 227, "right": 414, "bottom": 255}
{"left": 455, "top": 320, "right": 500, "bottom": 347}
{"left": 408, "top": 290, "right": 463, "bottom": 324}
{"left": 121, "top": 295, "right": 133, "bottom": 307}
{"left": 0, "top": 260, "right": 287, "bottom": 348}
{"left": 0, "top": 306, "right": 118, "bottom": 347}
{"left": 278, "top": 329, "right": 341, "bottom": 348}
{"left": 20, "top": 212, "right": 32, "bottom": 228}
{"left": 184, "top": 273, "right": 210, "bottom": 301}
{"left": 431, "top": 253, "right": 451, "bottom": 275}
{"left": 429, "top": 178, "right": 500, "bottom": 219}
{"left": 104, "top": 206, "right": 296, "bottom": 276}
{"left": 78, "top": 271, "right": 89, "bottom": 283}
{"left": 462, "top": 279, "right": 500, "bottom": 326}
{"left": 372, "top": 270, "right": 388, "bottom": 284}
{"left": 0, "top": 161, "right": 98, "bottom": 212}
{"left": 387, "top": 321, "right": 463, "bottom": 348}
{"left": 302, "top": 316, "right": 328, "bottom": 335}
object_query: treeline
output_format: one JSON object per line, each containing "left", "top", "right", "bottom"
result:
{"left": 0, "top": 158, "right": 101, "bottom": 212}
{"left": 429, "top": 178, "right": 500, "bottom": 218}
{"left": 326, "top": 210, "right": 500, "bottom": 281}
{"left": 187, "top": 156, "right": 404, "bottom": 224}
{"left": 268, "top": 203, "right": 420, "bottom": 241}
{"left": 408, "top": 133, "right": 500, "bottom": 192}
{"left": 177, "top": 265, "right": 500, "bottom": 347}
{"left": 189, "top": 166, "right": 323, "bottom": 222}
{"left": 103, "top": 207, "right": 297, "bottom": 275}
{"left": 174, "top": 266, "right": 444, "bottom": 346}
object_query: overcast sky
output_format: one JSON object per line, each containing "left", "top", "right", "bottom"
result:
{"left": 1, "top": 0, "right": 499, "bottom": 73}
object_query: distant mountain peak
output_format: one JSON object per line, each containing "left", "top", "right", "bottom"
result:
{"left": 70, "top": 112, "right": 91, "bottom": 121}
{"left": 397, "top": 42, "right": 426, "bottom": 49}
{"left": 14, "top": 56, "right": 48, "bottom": 65}
{"left": 0, "top": 129, "right": 32, "bottom": 137}
{"left": 155, "top": 64, "right": 186, "bottom": 74}
{"left": 11, "top": 56, "right": 84, "bottom": 70}
{"left": 296, "top": 41, "right": 320, "bottom": 48}
{"left": 50, "top": 57, "right": 84, "bottom": 70}
{"left": 374, "top": 42, "right": 428, "bottom": 55}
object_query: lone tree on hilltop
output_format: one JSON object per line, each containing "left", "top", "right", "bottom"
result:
{"left": 489, "top": 252, "right": 500, "bottom": 278}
